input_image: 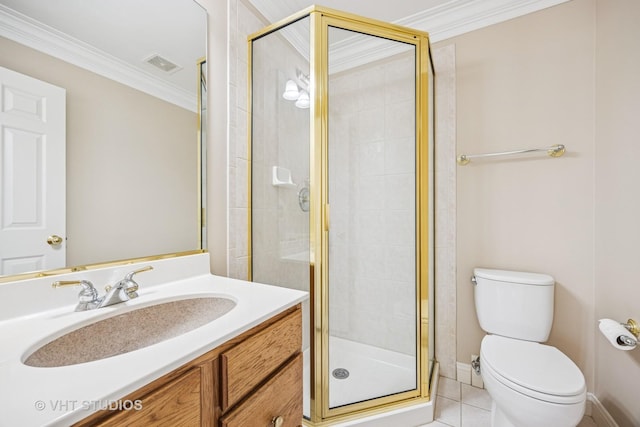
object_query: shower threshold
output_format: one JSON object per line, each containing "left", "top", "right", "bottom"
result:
{"left": 303, "top": 336, "right": 416, "bottom": 417}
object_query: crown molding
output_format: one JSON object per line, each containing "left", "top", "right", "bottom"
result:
{"left": 0, "top": 5, "right": 196, "bottom": 112}
{"left": 249, "top": 0, "right": 570, "bottom": 74}
{"left": 398, "top": 0, "right": 571, "bottom": 42}
{"left": 331, "top": 0, "right": 570, "bottom": 72}
{"left": 248, "top": 0, "right": 301, "bottom": 29}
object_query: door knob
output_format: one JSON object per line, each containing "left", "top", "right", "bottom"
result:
{"left": 47, "top": 235, "right": 64, "bottom": 246}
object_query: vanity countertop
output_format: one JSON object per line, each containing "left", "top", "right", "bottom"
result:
{"left": 0, "top": 254, "right": 308, "bottom": 427}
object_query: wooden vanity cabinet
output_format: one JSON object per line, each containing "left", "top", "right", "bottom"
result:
{"left": 74, "top": 304, "right": 302, "bottom": 427}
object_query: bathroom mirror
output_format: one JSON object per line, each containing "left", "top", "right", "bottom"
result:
{"left": 0, "top": 0, "right": 207, "bottom": 280}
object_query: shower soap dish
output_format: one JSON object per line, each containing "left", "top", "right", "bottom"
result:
{"left": 272, "top": 166, "right": 296, "bottom": 188}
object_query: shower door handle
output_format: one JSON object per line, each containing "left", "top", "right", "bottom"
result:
{"left": 323, "top": 204, "right": 330, "bottom": 231}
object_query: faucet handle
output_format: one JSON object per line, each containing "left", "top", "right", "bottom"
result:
{"left": 52, "top": 280, "right": 82, "bottom": 288}
{"left": 120, "top": 266, "right": 153, "bottom": 298}
{"left": 124, "top": 265, "right": 153, "bottom": 281}
{"left": 125, "top": 282, "right": 139, "bottom": 296}
{"left": 52, "top": 280, "right": 99, "bottom": 311}
{"left": 52, "top": 280, "right": 96, "bottom": 295}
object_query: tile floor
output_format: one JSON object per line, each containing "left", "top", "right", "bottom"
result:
{"left": 432, "top": 376, "right": 598, "bottom": 427}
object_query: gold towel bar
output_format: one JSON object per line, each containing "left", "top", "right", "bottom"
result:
{"left": 457, "top": 144, "right": 566, "bottom": 166}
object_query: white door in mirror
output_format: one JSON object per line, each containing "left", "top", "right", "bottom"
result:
{"left": 0, "top": 66, "right": 66, "bottom": 275}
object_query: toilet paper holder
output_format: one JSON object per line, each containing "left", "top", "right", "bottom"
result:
{"left": 619, "top": 319, "right": 639, "bottom": 348}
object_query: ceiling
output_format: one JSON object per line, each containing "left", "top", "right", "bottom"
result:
{"left": 0, "top": 0, "right": 206, "bottom": 111}
{"left": 250, "top": 0, "right": 455, "bottom": 24}
{"left": 0, "top": 0, "right": 568, "bottom": 110}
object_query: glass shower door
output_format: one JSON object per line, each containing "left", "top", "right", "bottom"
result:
{"left": 326, "top": 25, "right": 418, "bottom": 410}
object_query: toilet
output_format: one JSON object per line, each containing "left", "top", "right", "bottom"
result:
{"left": 473, "top": 268, "right": 586, "bottom": 427}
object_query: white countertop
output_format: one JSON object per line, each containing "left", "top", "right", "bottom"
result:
{"left": 0, "top": 254, "right": 308, "bottom": 427}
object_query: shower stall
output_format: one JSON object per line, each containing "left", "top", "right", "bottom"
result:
{"left": 248, "top": 6, "right": 434, "bottom": 425}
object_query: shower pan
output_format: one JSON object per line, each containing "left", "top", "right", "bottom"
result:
{"left": 248, "top": 6, "right": 434, "bottom": 425}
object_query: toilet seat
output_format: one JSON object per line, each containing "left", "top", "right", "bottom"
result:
{"left": 481, "top": 335, "right": 586, "bottom": 405}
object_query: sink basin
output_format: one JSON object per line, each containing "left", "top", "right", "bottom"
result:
{"left": 24, "top": 297, "right": 236, "bottom": 367}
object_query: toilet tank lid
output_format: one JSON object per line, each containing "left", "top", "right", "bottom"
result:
{"left": 474, "top": 268, "right": 554, "bottom": 286}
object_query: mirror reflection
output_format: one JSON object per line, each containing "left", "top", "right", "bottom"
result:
{"left": 0, "top": 0, "right": 207, "bottom": 278}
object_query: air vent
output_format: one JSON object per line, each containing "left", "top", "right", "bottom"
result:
{"left": 144, "top": 54, "right": 182, "bottom": 74}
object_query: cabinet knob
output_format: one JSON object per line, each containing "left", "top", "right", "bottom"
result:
{"left": 272, "top": 416, "right": 284, "bottom": 427}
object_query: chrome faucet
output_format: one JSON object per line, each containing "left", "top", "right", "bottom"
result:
{"left": 98, "top": 266, "right": 153, "bottom": 308}
{"left": 52, "top": 280, "right": 100, "bottom": 311}
{"left": 52, "top": 266, "right": 154, "bottom": 311}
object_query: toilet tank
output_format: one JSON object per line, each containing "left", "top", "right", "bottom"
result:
{"left": 473, "top": 268, "right": 555, "bottom": 342}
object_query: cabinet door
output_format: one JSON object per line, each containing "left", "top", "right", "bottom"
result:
{"left": 220, "top": 353, "right": 302, "bottom": 427}
{"left": 97, "top": 367, "right": 201, "bottom": 427}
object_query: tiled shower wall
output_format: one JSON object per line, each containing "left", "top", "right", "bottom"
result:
{"left": 433, "top": 44, "right": 457, "bottom": 379}
{"left": 227, "top": 0, "right": 264, "bottom": 281}
{"left": 328, "top": 50, "right": 417, "bottom": 355}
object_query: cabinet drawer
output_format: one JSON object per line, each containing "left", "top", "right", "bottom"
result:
{"left": 96, "top": 367, "right": 201, "bottom": 427}
{"left": 220, "top": 353, "right": 302, "bottom": 427}
{"left": 221, "top": 307, "right": 301, "bottom": 410}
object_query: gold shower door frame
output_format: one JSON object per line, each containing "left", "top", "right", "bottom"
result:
{"left": 248, "top": 6, "right": 432, "bottom": 425}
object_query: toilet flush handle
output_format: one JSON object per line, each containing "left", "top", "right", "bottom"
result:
{"left": 471, "top": 276, "right": 477, "bottom": 285}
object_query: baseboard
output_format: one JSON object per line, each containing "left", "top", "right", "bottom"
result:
{"left": 456, "top": 362, "right": 484, "bottom": 388}
{"left": 588, "top": 393, "right": 619, "bottom": 427}
{"left": 456, "top": 362, "right": 471, "bottom": 385}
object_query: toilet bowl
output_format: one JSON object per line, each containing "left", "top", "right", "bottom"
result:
{"left": 480, "top": 335, "right": 586, "bottom": 427}
{"left": 472, "top": 268, "right": 586, "bottom": 427}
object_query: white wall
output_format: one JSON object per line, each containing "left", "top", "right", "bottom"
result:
{"left": 594, "top": 1, "right": 640, "bottom": 426}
